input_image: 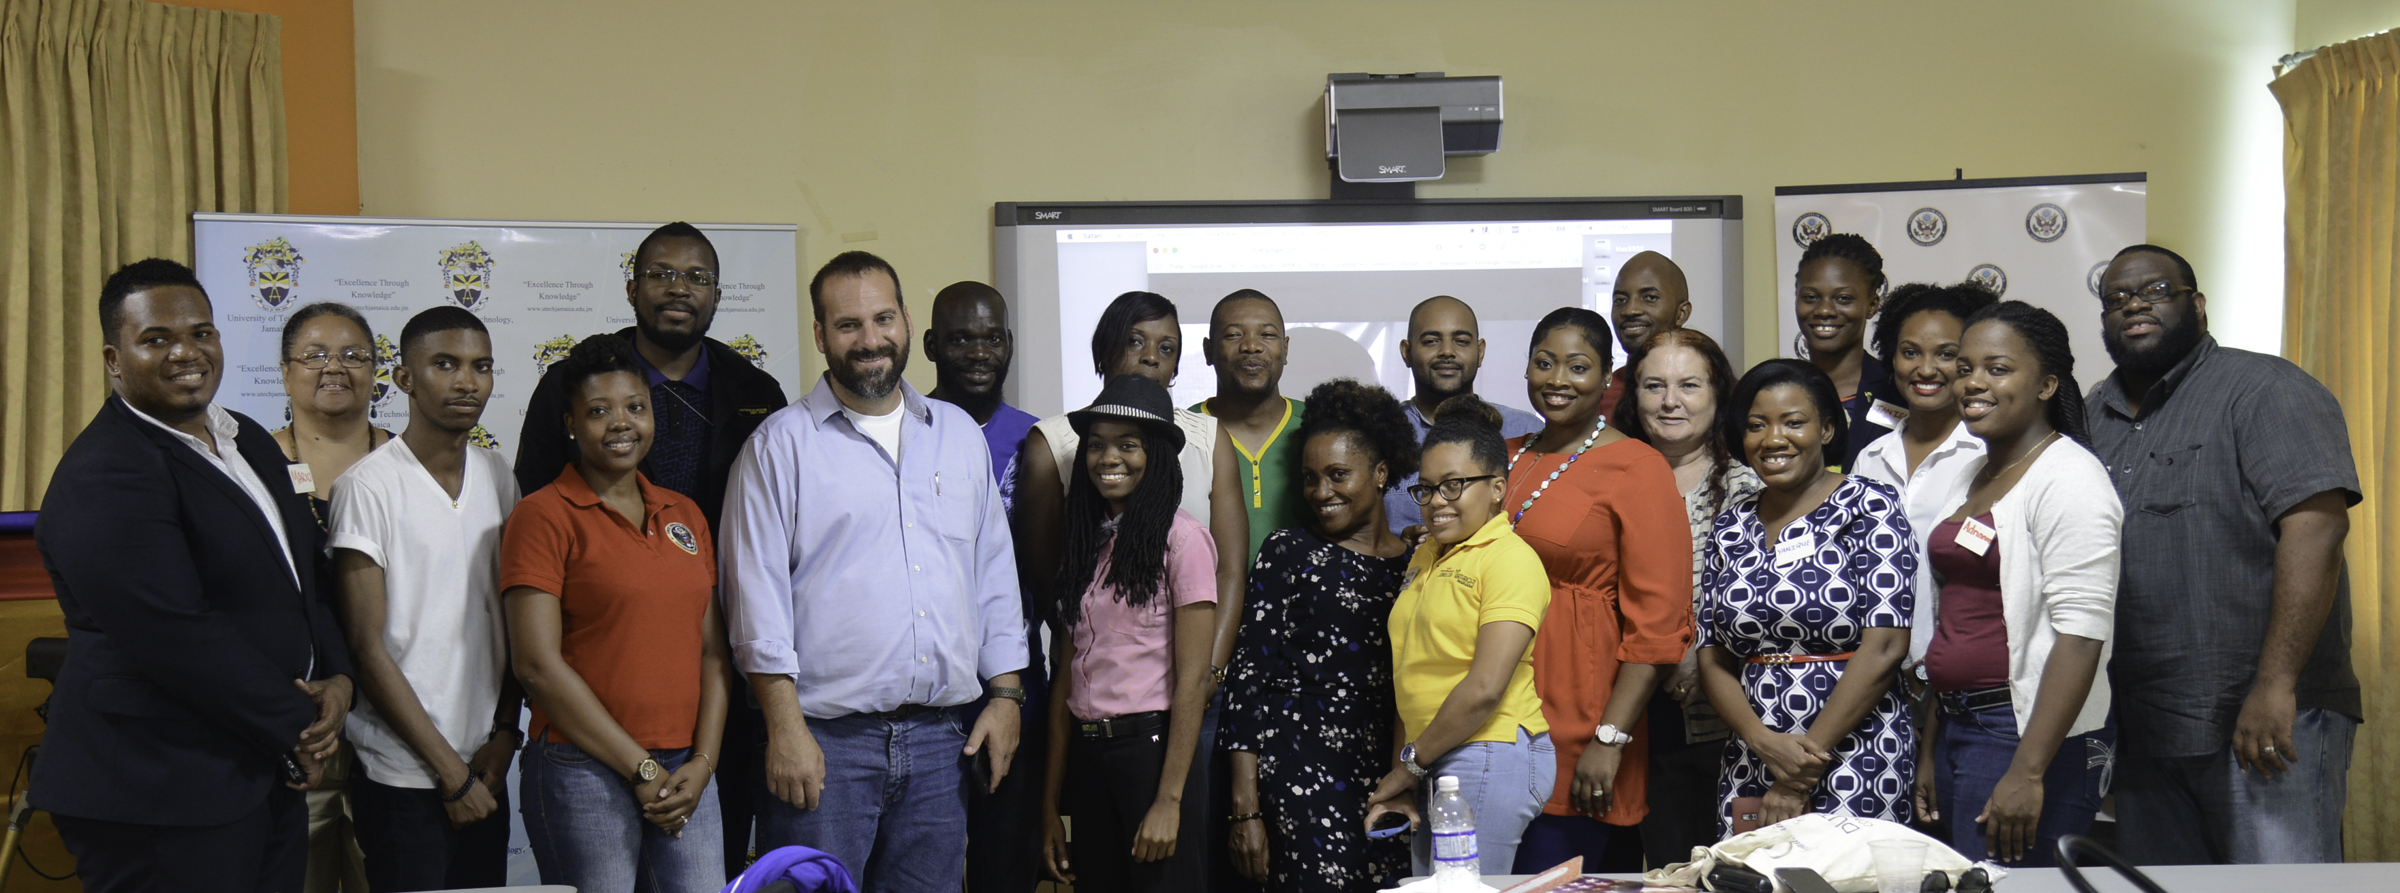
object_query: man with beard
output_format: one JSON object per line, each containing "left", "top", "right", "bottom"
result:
{"left": 1605, "top": 251, "right": 1691, "bottom": 425}
{"left": 329, "top": 307, "right": 522, "bottom": 890}
{"left": 721, "top": 251, "right": 1028, "bottom": 890}
{"left": 923, "top": 280, "right": 1046, "bottom": 893}
{"left": 2086, "top": 244, "right": 2361, "bottom": 864}
{"left": 1384, "top": 295, "right": 1545, "bottom": 533}
{"left": 515, "top": 223, "right": 788, "bottom": 871}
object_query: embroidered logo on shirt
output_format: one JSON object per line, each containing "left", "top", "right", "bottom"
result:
{"left": 666, "top": 521, "right": 699, "bottom": 555}
{"left": 1434, "top": 567, "right": 1479, "bottom": 591}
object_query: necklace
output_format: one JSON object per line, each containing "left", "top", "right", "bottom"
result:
{"left": 1507, "top": 418, "right": 1608, "bottom": 526}
{"left": 1979, "top": 431, "right": 2059, "bottom": 483}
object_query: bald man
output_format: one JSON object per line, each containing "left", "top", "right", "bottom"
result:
{"left": 1605, "top": 251, "right": 1692, "bottom": 425}
{"left": 1387, "top": 296, "right": 1545, "bottom": 533}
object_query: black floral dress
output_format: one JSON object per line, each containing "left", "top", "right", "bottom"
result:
{"left": 1222, "top": 528, "right": 1412, "bottom": 893}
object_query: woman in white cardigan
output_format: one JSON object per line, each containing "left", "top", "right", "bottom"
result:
{"left": 1911, "top": 301, "right": 2119, "bottom": 866}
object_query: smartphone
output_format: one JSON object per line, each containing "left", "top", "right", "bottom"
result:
{"left": 279, "top": 752, "right": 310, "bottom": 787}
{"left": 969, "top": 747, "right": 994, "bottom": 793}
{"left": 1366, "top": 812, "right": 1412, "bottom": 839}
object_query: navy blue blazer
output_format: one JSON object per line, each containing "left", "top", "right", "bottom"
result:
{"left": 31, "top": 396, "right": 353, "bottom": 826}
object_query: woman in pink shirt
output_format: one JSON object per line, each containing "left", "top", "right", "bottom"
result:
{"left": 1038, "top": 375, "right": 1220, "bottom": 892}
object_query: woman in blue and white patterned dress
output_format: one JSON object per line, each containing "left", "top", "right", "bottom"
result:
{"left": 1697, "top": 359, "right": 1918, "bottom": 836}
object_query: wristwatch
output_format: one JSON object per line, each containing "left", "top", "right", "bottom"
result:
{"left": 987, "top": 685, "right": 1028, "bottom": 704}
{"left": 1593, "top": 723, "right": 1632, "bottom": 747}
{"left": 628, "top": 758, "right": 662, "bottom": 788}
{"left": 1399, "top": 743, "right": 1428, "bottom": 779}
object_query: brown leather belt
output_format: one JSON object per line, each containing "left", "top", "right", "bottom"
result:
{"left": 1745, "top": 651, "right": 1856, "bottom": 666}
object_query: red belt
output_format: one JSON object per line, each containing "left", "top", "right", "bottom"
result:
{"left": 1745, "top": 652, "right": 1855, "bottom": 666}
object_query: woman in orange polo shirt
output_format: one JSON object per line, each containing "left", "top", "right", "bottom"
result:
{"left": 1506, "top": 308, "right": 1693, "bottom": 873}
{"left": 502, "top": 335, "right": 731, "bottom": 893}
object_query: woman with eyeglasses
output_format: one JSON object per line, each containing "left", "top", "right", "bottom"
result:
{"left": 1365, "top": 396, "right": 1553, "bottom": 877}
{"left": 272, "top": 301, "right": 388, "bottom": 893}
{"left": 1503, "top": 309, "right": 1692, "bottom": 873}
{"left": 1698, "top": 360, "right": 1916, "bottom": 834}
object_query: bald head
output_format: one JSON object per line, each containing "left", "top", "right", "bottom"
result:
{"left": 1610, "top": 251, "right": 1691, "bottom": 354}
{"left": 1400, "top": 295, "right": 1489, "bottom": 407}
{"left": 925, "top": 280, "right": 1013, "bottom": 406}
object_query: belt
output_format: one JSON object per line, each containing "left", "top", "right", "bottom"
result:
{"left": 1745, "top": 651, "right": 1856, "bottom": 666}
{"left": 1076, "top": 711, "right": 1168, "bottom": 740}
{"left": 871, "top": 703, "right": 942, "bottom": 722}
{"left": 1937, "top": 686, "right": 2012, "bottom": 715}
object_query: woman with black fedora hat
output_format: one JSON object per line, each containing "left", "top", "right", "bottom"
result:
{"left": 1037, "top": 374, "right": 1222, "bottom": 892}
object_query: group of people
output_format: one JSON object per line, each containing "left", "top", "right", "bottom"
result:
{"left": 28, "top": 220, "right": 2360, "bottom": 893}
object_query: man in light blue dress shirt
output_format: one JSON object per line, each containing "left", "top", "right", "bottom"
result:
{"left": 720, "top": 251, "right": 1029, "bottom": 889}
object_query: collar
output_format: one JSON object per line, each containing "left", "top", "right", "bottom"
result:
{"left": 1854, "top": 355, "right": 1897, "bottom": 402}
{"left": 1859, "top": 417, "right": 1984, "bottom": 467}
{"left": 124, "top": 400, "right": 240, "bottom": 453}
{"left": 631, "top": 338, "right": 712, "bottom": 391}
{"left": 1453, "top": 511, "right": 1514, "bottom": 551}
{"left": 548, "top": 463, "right": 678, "bottom": 515}
{"left": 802, "top": 375, "right": 931, "bottom": 428}
{"left": 2099, "top": 335, "right": 2217, "bottom": 419}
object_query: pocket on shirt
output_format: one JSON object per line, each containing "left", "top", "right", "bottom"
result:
{"left": 2139, "top": 500, "right": 2197, "bottom": 517}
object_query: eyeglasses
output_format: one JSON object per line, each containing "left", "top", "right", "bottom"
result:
{"left": 639, "top": 268, "right": 719, "bottom": 290}
{"left": 2101, "top": 280, "right": 2192, "bottom": 313}
{"left": 1407, "top": 474, "right": 1500, "bottom": 505}
{"left": 288, "top": 349, "right": 373, "bottom": 369}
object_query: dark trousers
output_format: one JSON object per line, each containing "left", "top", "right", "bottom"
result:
{"left": 56, "top": 786, "right": 308, "bottom": 893}
{"left": 349, "top": 770, "right": 511, "bottom": 892}
{"left": 965, "top": 673, "right": 1049, "bottom": 893}
{"left": 1065, "top": 722, "right": 1209, "bottom": 893}
{"left": 720, "top": 690, "right": 766, "bottom": 874}
{"left": 1640, "top": 737, "right": 1730, "bottom": 867}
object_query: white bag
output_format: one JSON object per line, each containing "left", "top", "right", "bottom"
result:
{"left": 1641, "top": 815, "right": 1983, "bottom": 893}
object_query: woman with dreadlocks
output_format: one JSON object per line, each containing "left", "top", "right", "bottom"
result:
{"left": 1038, "top": 374, "right": 1220, "bottom": 892}
{"left": 1913, "top": 301, "right": 2119, "bottom": 867}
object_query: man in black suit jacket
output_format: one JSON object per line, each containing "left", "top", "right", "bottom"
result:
{"left": 33, "top": 259, "right": 354, "bottom": 893}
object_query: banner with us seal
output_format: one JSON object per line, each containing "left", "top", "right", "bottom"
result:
{"left": 1774, "top": 173, "right": 2144, "bottom": 390}
{"left": 192, "top": 213, "right": 804, "bottom": 454}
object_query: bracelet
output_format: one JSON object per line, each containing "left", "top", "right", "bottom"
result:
{"left": 439, "top": 772, "right": 480, "bottom": 803}
{"left": 1226, "top": 811, "right": 1263, "bottom": 825}
{"left": 1212, "top": 664, "right": 1228, "bottom": 685}
{"left": 692, "top": 752, "right": 716, "bottom": 774}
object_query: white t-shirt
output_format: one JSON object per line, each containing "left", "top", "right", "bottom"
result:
{"left": 843, "top": 402, "right": 906, "bottom": 462}
{"left": 328, "top": 437, "right": 520, "bottom": 788}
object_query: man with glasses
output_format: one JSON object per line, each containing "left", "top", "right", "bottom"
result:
{"left": 514, "top": 221, "right": 789, "bottom": 874}
{"left": 2086, "top": 244, "right": 2361, "bottom": 864}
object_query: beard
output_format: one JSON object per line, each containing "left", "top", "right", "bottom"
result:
{"left": 831, "top": 340, "right": 909, "bottom": 401}
{"left": 2102, "top": 308, "right": 2204, "bottom": 378}
{"left": 637, "top": 301, "right": 714, "bottom": 355}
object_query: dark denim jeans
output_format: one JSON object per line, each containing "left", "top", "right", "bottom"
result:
{"left": 1928, "top": 703, "right": 2111, "bottom": 866}
{"left": 755, "top": 709, "right": 971, "bottom": 890}
{"left": 2114, "top": 707, "right": 2356, "bottom": 865}
{"left": 350, "top": 769, "right": 510, "bottom": 892}
{"left": 520, "top": 739, "right": 725, "bottom": 893}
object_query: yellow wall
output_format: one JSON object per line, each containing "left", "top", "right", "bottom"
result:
{"left": 354, "top": 0, "right": 2313, "bottom": 386}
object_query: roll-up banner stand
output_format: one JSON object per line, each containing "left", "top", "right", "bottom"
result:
{"left": 193, "top": 213, "right": 806, "bottom": 455}
{"left": 1773, "top": 173, "right": 2145, "bottom": 390}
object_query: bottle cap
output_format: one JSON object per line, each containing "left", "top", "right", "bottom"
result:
{"left": 1436, "top": 775, "right": 1460, "bottom": 791}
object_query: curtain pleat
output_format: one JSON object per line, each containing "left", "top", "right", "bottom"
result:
{"left": 2272, "top": 31, "right": 2400, "bottom": 863}
{"left": 0, "top": 0, "right": 286, "bottom": 510}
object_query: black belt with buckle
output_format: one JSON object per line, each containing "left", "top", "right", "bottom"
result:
{"left": 1937, "top": 686, "right": 2012, "bottom": 715}
{"left": 1076, "top": 711, "right": 1167, "bottom": 740}
{"left": 872, "top": 703, "right": 942, "bottom": 722}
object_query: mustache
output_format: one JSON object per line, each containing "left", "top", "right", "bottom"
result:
{"left": 846, "top": 345, "right": 897, "bottom": 365}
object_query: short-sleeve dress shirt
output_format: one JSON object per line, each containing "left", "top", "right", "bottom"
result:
{"left": 1065, "top": 511, "right": 1219, "bottom": 720}
{"left": 1388, "top": 513, "right": 1551, "bottom": 746}
{"left": 2086, "top": 336, "right": 2363, "bottom": 756}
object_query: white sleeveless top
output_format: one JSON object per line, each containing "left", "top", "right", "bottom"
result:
{"left": 1031, "top": 409, "right": 1218, "bottom": 524}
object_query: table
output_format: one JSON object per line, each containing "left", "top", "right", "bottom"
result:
{"left": 1418, "top": 863, "right": 2396, "bottom": 892}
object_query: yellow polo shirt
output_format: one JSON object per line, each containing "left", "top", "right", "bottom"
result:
{"left": 1389, "top": 513, "right": 1551, "bottom": 745}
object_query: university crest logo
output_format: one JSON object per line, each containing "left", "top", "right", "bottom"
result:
{"left": 534, "top": 335, "right": 578, "bottom": 376}
{"left": 369, "top": 334, "right": 401, "bottom": 416}
{"left": 1791, "top": 212, "right": 1832, "bottom": 248}
{"left": 437, "top": 241, "right": 496, "bottom": 311}
{"left": 1967, "top": 263, "right": 2008, "bottom": 297}
{"left": 1905, "top": 208, "right": 1948, "bottom": 246}
{"left": 666, "top": 521, "right": 699, "bottom": 555}
{"left": 467, "top": 425, "right": 501, "bottom": 451}
{"left": 2025, "top": 203, "right": 2068, "bottom": 243}
{"left": 728, "top": 334, "right": 769, "bottom": 367}
{"left": 242, "top": 237, "right": 305, "bottom": 312}
{"left": 620, "top": 251, "right": 637, "bottom": 281}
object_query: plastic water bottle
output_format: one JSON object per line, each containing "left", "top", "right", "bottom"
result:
{"left": 1430, "top": 775, "right": 1480, "bottom": 892}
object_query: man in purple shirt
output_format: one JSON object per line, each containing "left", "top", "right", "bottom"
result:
{"left": 923, "top": 280, "right": 1046, "bottom": 892}
{"left": 720, "top": 252, "right": 1029, "bottom": 890}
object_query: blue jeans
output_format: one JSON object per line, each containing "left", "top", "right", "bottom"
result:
{"left": 2114, "top": 707, "right": 2356, "bottom": 864}
{"left": 755, "top": 709, "right": 971, "bottom": 890}
{"left": 520, "top": 739, "right": 725, "bottom": 893}
{"left": 1410, "top": 727, "right": 1551, "bottom": 877}
{"left": 1929, "top": 704, "right": 2111, "bottom": 866}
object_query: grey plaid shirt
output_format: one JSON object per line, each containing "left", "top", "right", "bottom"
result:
{"left": 2087, "top": 336, "right": 2362, "bottom": 758}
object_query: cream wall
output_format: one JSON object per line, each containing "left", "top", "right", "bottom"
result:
{"left": 355, "top": 0, "right": 2307, "bottom": 388}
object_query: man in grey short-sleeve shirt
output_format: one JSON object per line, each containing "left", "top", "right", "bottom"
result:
{"left": 2086, "top": 244, "right": 2361, "bottom": 865}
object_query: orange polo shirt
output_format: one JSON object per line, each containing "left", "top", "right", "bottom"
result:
{"left": 501, "top": 466, "right": 717, "bottom": 750}
{"left": 1504, "top": 436, "right": 1694, "bottom": 824}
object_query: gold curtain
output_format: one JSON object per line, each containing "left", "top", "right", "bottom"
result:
{"left": 0, "top": 0, "right": 286, "bottom": 511}
{"left": 2272, "top": 32, "right": 2400, "bottom": 863}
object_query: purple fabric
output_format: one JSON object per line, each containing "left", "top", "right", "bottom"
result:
{"left": 723, "top": 844, "right": 858, "bottom": 893}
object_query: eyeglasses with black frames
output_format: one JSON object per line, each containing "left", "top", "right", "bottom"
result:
{"left": 1407, "top": 474, "right": 1500, "bottom": 505}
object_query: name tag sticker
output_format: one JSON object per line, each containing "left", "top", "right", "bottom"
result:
{"left": 287, "top": 463, "right": 315, "bottom": 495}
{"left": 1773, "top": 532, "right": 1815, "bottom": 567}
{"left": 1866, "top": 399, "right": 1910, "bottom": 430}
{"left": 1954, "top": 517, "right": 1996, "bottom": 556}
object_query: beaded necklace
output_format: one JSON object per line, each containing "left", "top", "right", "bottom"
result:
{"left": 1507, "top": 417, "right": 1608, "bottom": 526}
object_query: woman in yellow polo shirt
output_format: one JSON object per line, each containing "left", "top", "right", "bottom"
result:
{"left": 1365, "top": 396, "right": 1554, "bottom": 877}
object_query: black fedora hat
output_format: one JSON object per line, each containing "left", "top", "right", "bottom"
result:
{"left": 1067, "top": 374, "right": 1185, "bottom": 454}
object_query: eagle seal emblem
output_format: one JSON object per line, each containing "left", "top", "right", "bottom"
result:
{"left": 1967, "top": 263, "right": 2008, "bottom": 297}
{"left": 2025, "top": 203, "right": 2068, "bottom": 243}
{"left": 1791, "top": 212, "right": 1832, "bottom": 248}
{"left": 1906, "top": 208, "right": 1948, "bottom": 246}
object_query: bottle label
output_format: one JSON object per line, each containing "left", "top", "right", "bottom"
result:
{"left": 1433, "top": 828, "right": 1479, "bottom": 863}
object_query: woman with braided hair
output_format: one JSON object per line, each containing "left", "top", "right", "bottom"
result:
{"left": 1793, "top": 233, "right": 1899, "bottom": 469}
{"left": 1913, "top": 301, "right": 2120, "bottom": 866}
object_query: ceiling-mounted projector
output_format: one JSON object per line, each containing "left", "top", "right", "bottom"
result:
{"left": 1325, "top": 72, "right": 1503, "bottom": 184}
